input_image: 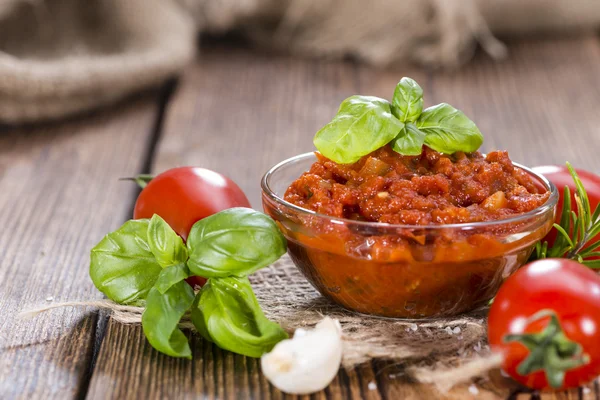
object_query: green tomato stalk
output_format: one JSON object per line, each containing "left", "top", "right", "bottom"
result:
{"left": 503, "top": 309, "right": 590, "bottom": 389}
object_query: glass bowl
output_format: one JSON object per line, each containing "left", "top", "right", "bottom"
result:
{"left": 261, "top": 152, "right": 558, "bottom": 319}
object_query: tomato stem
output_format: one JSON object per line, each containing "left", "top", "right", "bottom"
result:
{"left": 119, "top": 174, "right": 154, "bottom": 189}
{"left": 503, "top": 309, "right": 589, "bottom": 389}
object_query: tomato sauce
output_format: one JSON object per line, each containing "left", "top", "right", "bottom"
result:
{"left": 272, "top": 146, "right": 554, "bottom": 318}
{"left": 285, "top": 146, "right": 549, "bottom": 225}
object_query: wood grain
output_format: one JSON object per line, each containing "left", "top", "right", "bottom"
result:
{"left": 87, "top": 36, "right": 600, "bottom": 399}
{"left": 0, "top": 96, "right": 160, "bottom": 399}
{"left": 0, "top": 32, "right": 596, "bottom": 400}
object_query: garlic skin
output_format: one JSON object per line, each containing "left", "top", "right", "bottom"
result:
{"left": 261, "top": 317, "right": 342, "bottom": 394}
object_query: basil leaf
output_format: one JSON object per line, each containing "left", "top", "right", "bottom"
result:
{"left": 313, "top": 95, "right": 404, "bottom": 164}
{"left": 191, "top": 277, "right": 288, "bottom": 358}
{"left": 147, "top": 214, "right": 188, "bottom": 268}
{"left": 392, "top": 77, "right": 424, "bottom": 123}
{"left": 391, "top": 123, "right": 426, "bottom": 156}
{"left": 416, "top": 103, "right": 483, "bottom": 154}
{"left": 155, "top": 263, "right": 190, "bottom": 294}
{"left": 186, "top": 208, "right": 287, "bottom": 278}
{"left": 142, "top": 282, "right": 195, "bottom": 358}
{"left": 90, "top": 219, "right": 162, "bottom": 305}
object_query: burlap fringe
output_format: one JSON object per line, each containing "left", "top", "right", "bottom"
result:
{"left": 18, "top": 256, "right": 502, "bottom": 392}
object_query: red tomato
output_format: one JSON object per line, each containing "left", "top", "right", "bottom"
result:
{"left": 488, "top": 259, "right": 600, "bottom": 391}
{"left": 532, "top": 165, "right": 600, "bottom": 257}
{"left": 186, "top": 276, "right": 207, "bottom": 289}
{"left": 134, "top": 167, "right": 251, "bottom": 240}
{"left": 133, "top": 167, "right": 251, "bottom": 289}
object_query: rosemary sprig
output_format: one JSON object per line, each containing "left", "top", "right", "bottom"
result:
{"left": 533, "top": 163, "right": 600, "bottom": 269}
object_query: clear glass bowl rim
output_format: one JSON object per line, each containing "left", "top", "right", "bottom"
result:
{"left": 261, "top": 151, "right": 559, "bottom": 230}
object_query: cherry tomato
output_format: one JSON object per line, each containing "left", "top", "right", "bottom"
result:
{"left": 532, "top": 165, "right": 600, "bottom": 257}
{"left": 488, "top": 259, "right": 600, "bottom": 391}
{"left": 133, "top": 167, "right": 251, "bottom": 289}
{"left": 134, "top": 167, "right": 251, "bottom": 240}
{"left": 186, "top": 275, "right": 207, "bottom": 289}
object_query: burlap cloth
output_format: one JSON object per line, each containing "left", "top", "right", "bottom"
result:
{"left": 1, "top": 0, "right": 599, "bottom": 124}
{"left": 23, "top": 254, "right": 496, "bottom": 391}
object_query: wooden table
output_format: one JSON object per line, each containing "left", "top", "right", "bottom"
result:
{"left": 1, "top": 35, "right": 600, "bottom": 400}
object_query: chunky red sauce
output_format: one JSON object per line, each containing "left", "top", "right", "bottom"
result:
{"left": 270, "top": 146, "right": 554, "bottom": 318}
{"left": 285, "top": 146, "right": 549, "bottom": 225}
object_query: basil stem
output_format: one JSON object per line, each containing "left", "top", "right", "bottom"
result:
{"left": 191, "top": 276, "right": 288, "bottom": 358}
{"left": 186, "top": 208, "right": 287, "bottom": 278}
{"left": 90, "top": 219, "right": 162, "bottom": 305}
{"left": 392, "top": 77, "right": 424, "bottom": 123}
{"left": 313, "top": 95, "right": 404, "bottom": 164}
{"left": 142, "top": 281, "right": 195, "bottom": 358}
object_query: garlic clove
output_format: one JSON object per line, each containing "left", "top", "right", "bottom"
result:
{"left": 261, "top": 317, "right": 342, "bottom": 395}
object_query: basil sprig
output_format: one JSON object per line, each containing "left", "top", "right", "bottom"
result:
{"left": 142, "top": 282, "right": 195, "bottom": 358}
{"left": 187, "top": 208, "right": 287, "bottom": 278}
{"left": 90, "top": 219, "right": 162, "bottom": 305}
{"left": 191, "top": 276, "right": 288, "bottom": 358}
{"left": 89, "top": 208, "right": 288, "bottom": 359}
{"left": 417, "top": 103, "right": 483, "bottom": 154}
{"left": 392, "top": 77, "right": 423, "bottom": 123}
{"left": 313, "top": 77, "right": 483, "bottom": 163}
{"left": 147, "top": 214, "right": 188, "bottom": 268}
{"left": 313, "top": 96, "right": 404, "bottom": 164}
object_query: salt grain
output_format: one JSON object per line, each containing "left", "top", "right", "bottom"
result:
{"left": 474, "top": 342, "right": 482, "bottom": 352}
{"left": 444, "top": 326, "right": 453, "bottom": 335}
{"left": 583, "top": 387, "right": 591, "bottom": 395}
{"left": 468, "top": 384, "right": 479, "bottom": 395}
{"left": 409, "top": 323, "right": 418, "bottom": 331}
{"left": 46, "top": 296, "right": 54, "bottom": 302}
{"left": 500, "top": 369, "right": 510, "bottom": 378}
{"left": 368, "top": 381, "right": 377, "bottom": 391}
{"left": 453, "top": 327, "right": 461, "bottom": 334}
{"left": 388, "top": 374, "right": 396, "bottom": 379}
{"left": 457, "top": 335, "right": 463, "bottom": 340}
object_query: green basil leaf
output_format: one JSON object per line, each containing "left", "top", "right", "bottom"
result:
{"left": 142, "top": 282, "right": 195, "bottom": 358}
{"left": 313, "top": 95, "right": 404, "bottom": 164}
{"left": 155, "top": 263, "right": 190, "bottom": 294}
{"left": 392, "top": 77, "right": 424, "bottom": 123}
{"left": 391, "top": 123, "right": 426, "bottom": 156}
{"left": 147, "top": 214, "right": 188, "bottom": 268}
{"left": 90, "top": 219, "right": 162, "bottom": 305}
{"left": 416, "top": 103, "right": 483, "bottom": 154}
{"left": 191, "top": 277, "right": 288, "bottom": 358}
{"left": 186, "top": 208, "right": 287, "bottom": 278}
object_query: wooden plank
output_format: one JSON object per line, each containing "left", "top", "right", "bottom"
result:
{"left": 0, "top": 96, "right": 161, "bottom": 399}
{"left": 88, "top": 35, "right": 600, "bottom": 399}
